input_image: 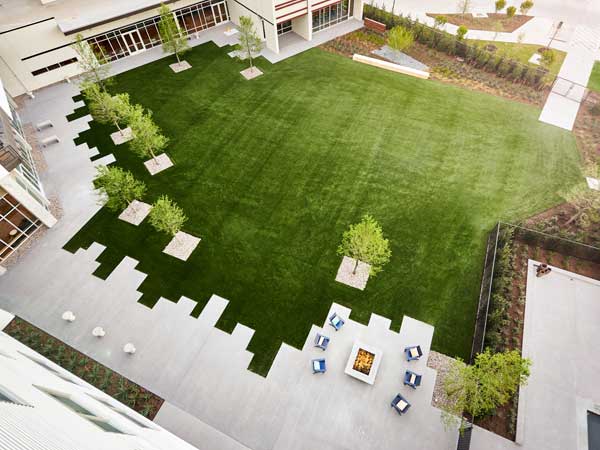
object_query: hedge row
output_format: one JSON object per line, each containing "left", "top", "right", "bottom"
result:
{"left": 363, "top": 5, "right": 552, "bottom": 90}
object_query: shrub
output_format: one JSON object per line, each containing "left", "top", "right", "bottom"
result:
{"left": 506, "top": 6, "right": 517, "bottom": 17}
{"left": 519, "top": 0, "right": 533, "bottom": 14}
{"left": 387, "top": 25, "right": 415, "bottom": 52}
{"left": 434, "top": 15, "right": 448, "bottom": 28}
{"left": 591, "top": 103, "right": 600, "bottom": 116}
{"left": 495, "top": 0, "right": 506, "bottom": 12}
{"left": 456, "top": 25, "right": 468, "bottom": 40}
{"left": 539, "top": 48, "right": 555, "bottom": 68}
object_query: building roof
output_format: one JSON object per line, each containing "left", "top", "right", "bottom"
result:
{"left": 0, "top": 0, "right": 170, "bottom": 34}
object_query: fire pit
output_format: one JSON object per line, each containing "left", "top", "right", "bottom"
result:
{"left": 344, "top": 342, "right": 383, "bottom": 384}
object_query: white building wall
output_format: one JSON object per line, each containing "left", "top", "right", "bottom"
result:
{"left": 0, "top": 318, "right": 199, "bottom": 450}
{"left": 0, "top": 0, "right": 227, "bottom": 97}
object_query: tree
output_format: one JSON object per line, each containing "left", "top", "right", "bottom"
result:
{"left": 456, "top": 25, "right": 469, "bottom": 40}
{"left": 434, "top": 15, "right": 448, "bottom": 29}
{"left": 337, "top": 214, "right": 392, "bottom": 276}
{"left": 94, "top": 166, "right": 146, "bottom": 212}
{"left": 89, "top": 91, "right": 133, "bottom": 136}
{"left": 387, "top": 26, "right": 414, "bottom": 52}
{"left": 72, "top": 34, "right": 112, "bottom": 91}
{"left": 457, "top": 0, "right": 472, "bottom": 16}
{"left": 506, "top": 5, "right": 517, "bottom": 17}
{"left": 129, "top": 111, "right": 169, "bottom": 163}
{"left": 442, "top": 350, "right": 531, "bottom": 431}
{"left": 560, "top": 183, "right": 600, "bottom": 226}
{"left": 149, "top": 195, "right": 187, "bottom": 236}
{"left": 539, "top": 48, "right": 555, "bottom": 68}
{"left": 494, "top": 0, "right": 506, "bottom": 12}
{"left": 519, "top": 0, "right": 534, "bottom": 14}
{"left": 236, "top": 16, "right": 263, "bottom": 70}
{"left": 158, "top": 4, "right": 190, "bottom": 64}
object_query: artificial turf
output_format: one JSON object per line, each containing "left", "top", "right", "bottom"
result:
{"left": 65, "top": 42, "right": 581, "bottom": 375}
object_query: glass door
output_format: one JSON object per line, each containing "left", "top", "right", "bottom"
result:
{"left": 212, "top": 2, "right": 228, "bottom": 25}
{"left": 121, "top": 30, "right": 145, "bottom": 55}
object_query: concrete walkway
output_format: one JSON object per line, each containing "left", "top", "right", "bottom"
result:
{"left": 539, "top": 25, "right": 600, "bottom": 130}
{"left": 470, "top": 262, "right": 600, "bottom": 450}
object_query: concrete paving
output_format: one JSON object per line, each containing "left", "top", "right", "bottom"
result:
{"left": 470, "top": 262, "right": 600, "bottom": 450}
{"left": 538, "top": 24, "right": 600, "bottom": 130}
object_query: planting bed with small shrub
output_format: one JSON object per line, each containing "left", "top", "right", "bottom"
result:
{"left": 4, "top": 317, "right": 164, "bottom": 419}
{"left": 426, "top": 12, "right": 532, "bottom": 32}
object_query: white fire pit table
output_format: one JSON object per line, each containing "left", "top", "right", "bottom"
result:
{"left": 344, "top": 341, "right": 383, "bottom": 385}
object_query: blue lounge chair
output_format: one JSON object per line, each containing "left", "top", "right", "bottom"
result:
{"left": 314, "top": 333, "right": 330, "bottom": 351}
{"left": 312, "top": 358, "right": 326, "bottom": 374}
{"left": 329, "top": 312, "right": 345, "bottom": 331}
{"left": 403, "top": 370, "right": 422, "bottom": 389}
{"left": 391, "top": 394, "right": 411, "bottom": 415}
{"left": 404, "top": 345, "right": 423, "bottom": 361}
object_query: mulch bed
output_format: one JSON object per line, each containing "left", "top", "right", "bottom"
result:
{"left": 427, "top": 13, "right": 533, "bottom": 32}
{"left": 3, "top": 317, "right": 163, "bottom": 419}
{"left": 573, "top": 91, "right": 600, "bottom": 165}
{"left": 320, "top": 28, "right": 550, "bottom": 108}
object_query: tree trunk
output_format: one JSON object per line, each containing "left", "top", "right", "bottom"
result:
{"left": 176, "top": 51, "right": 181, "bottom": 64}
{"left": 150, "top": 149, "right": 158, "bottom": 164}
{"left": 352, "top": 258, "right": 359, "bottom": 275}
{"left": 114, "top": 120, "right": 123, "bottom": 135}
{"left": 565, "top": 209, "right": 582, "bottom": 226}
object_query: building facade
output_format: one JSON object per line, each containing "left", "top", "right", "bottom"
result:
{"left": 0, "top": 79, "right": 56, "bottom": 267}
{"left": 0, "top": 312, "right": 199, "bottom": 450}
{"left": 0, "top": 0, "right": 362, "bottom": 97}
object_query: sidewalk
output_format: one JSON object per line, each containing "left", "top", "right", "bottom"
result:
{"left": 539, "top": 25, "right": 600, "bottom": 130}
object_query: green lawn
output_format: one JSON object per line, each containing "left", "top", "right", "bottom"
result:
{"left": 588, "top": 61, "right": 600, "bottom": 92}
{"left": 469, "top": 40, "right": 566, "bottom": 75}
{"left": 65, "top": 42, "right": 581, "bottom": 375}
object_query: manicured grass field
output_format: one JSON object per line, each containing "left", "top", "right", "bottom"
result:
{"left": 588, "top": 61, "right": 600, "bottom": 92}
{"left": 65, "top": 42, "right": 581, "bottom": 375}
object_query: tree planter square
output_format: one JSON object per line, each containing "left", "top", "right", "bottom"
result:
{"left": 163, "top": 232, "right": 201, "bottom": 261}
{"left": 144, "top": 153, "right": 173, "bottom": 175}
{"left": 118, "top": 200, "right": 152, "bottom": 226}
{"left": 240, "top": 67, "right": 263, "bottom": 80}
{"left": 169, "top": 61, "right": 192, "bottom": 73}
{"left": 335, "top": 256, "right": 370, "bottom": 290}
{"left": 110, "top": 127, "right": 133, "bottom": 145}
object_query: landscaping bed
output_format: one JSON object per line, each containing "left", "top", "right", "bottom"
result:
{"left": 320, "top": 28, "right": 550, "bottom": 107}
{"left": 573, "top": 91, "right": 600, "bottom": 165}
{"left": 3, "top": 317, "right": 163, "bottom": 419}
{"left": 478, "top": 213, "right": 599, "bottom": 439}
{"left": 427, "top": 13, "right": 532, "bottom": 32}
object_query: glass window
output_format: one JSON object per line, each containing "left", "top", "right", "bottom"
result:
{"left": 277, "top": 20, "right": 292, "bottom": 35}
{"left": 312, "top": 0, "right": 349, "bottom": 33}
{"left": 85, "top": 1, "right": 228, "bottom": 63}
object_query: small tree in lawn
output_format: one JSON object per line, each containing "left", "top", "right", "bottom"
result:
{"left": 158, "top": 4, "right": 190, "bottom": 65}
{"left": 387, "top": 26, "right": 414, "bottom": 52}
{"left": 149, "top": 195, "right": 187, "bottom": 238}
{"left": 519, "top": 0, "right": 533, "bottom": 14}
{"left": 337, "top": 214, "right": 392, "bottom": 277}
{"left": 494, "top": 0, "right": 506, "bottom": 12}
{"left": 236, "top": 16, "right": 263, "bottom": 71}
{"left": 89, "top": 92, "right": 133, "bottom": 136}
{"left": 72, "top": 34, "right": 112, "bottom": 91}
{"left": 129, "top": 111, "right": 169, "bottom": 164}
{"left": 506, "top": 5, "right": 517, "bottom": 17}
{"left": 457, "top": 0, "right": 472, "bottom": 17}
{"left": 456, "top": 25, "right": 469, "bottom": 40}
{"left": 94, "top": 166, "right": 146, "bottom": 212}
{"left": 441, "top": 349, "right": 531, "bottom": 432}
